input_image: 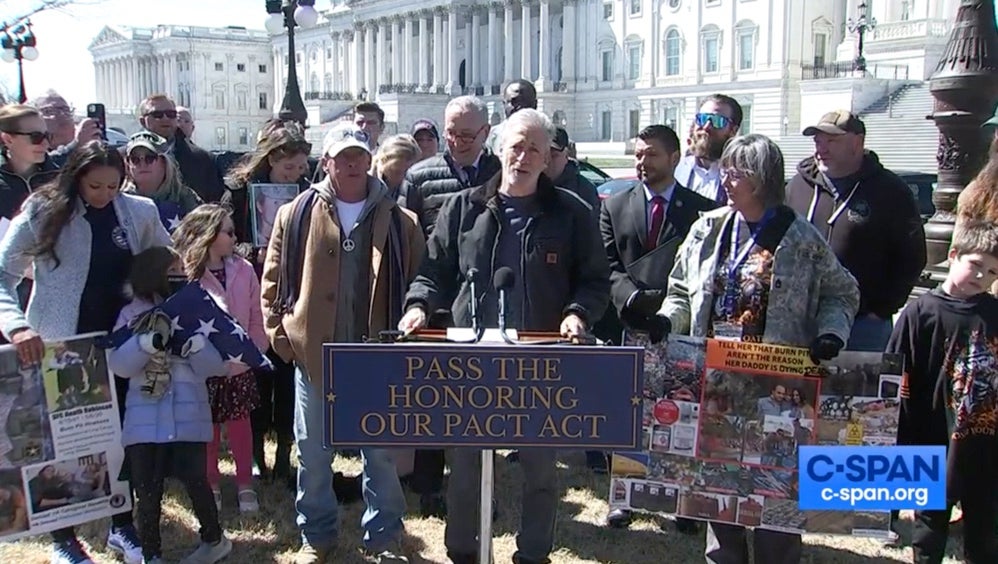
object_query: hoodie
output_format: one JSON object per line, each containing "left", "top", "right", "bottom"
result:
{"left": 785, "top": 151, "right": 926, "bottom": 319}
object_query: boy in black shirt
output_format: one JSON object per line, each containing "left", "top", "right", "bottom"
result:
{"left": 887, "top": 219, "right": 998, "bottom": 564}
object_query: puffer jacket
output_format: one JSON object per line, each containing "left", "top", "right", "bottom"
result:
{"left": 0, "top": 154, "right": 60, "bottom": 221}
{"left": 658, "top": 206, "right": 860, "bottom": 347}
{"left": 398, "top": 151, "right": 501, "bottom": 237}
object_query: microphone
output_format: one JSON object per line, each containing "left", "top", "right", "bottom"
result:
{"left": 466, "top": 268, "right": 485, "bottom": 342}
{"left": 493, "top": 267, "right": 517, "bottom": 345}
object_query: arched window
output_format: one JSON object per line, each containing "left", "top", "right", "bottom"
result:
{"left": 664, "top": 29, "right": 681, "bottom": 76}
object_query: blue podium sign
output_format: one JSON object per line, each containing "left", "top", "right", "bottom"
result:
{"left": 322, "top": 343, "right": 645, "bottom": 449}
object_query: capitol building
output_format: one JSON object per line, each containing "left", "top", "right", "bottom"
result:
{"left": 90, "top": 0, "right": 957, "bottom": 169}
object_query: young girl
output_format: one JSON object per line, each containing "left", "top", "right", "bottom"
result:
{"left": 172, "top": 204, "right": 267, "bottom": 513}
{"left": 107, "top": 246, "right": 231, "bottom": 564}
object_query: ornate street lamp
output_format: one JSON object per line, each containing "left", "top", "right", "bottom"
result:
{"left": 847, "top": 2, "right": 877, "bottom": 73}
{"left": 1, "top": 20, "right": 39, "bottom": 104}
{"left": 265, "top": 0, "right": 319, "bottom": 126}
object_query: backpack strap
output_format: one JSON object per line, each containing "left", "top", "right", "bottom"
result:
{"left": 273, "top": 189, "right": 318, "bottom": 315}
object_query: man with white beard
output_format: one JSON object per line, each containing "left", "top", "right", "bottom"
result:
{"left": 674, "top": 94, "right": 743, "bottom": 204}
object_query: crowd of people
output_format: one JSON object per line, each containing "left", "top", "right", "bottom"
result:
{"left": 0, "top": 78, "right": 995, "bottom": 564}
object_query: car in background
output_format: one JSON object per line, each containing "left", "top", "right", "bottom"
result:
{"left": 895, "top": 171, "right": 937, "bottom": 223}
{"left": 577, "top": 160, "right": 613, "bottom": 187}
{"left": 597, "top": 178, "right": 638, "bottom": 200}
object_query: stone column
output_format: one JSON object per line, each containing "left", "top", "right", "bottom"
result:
{"left": 117, "top": 60, "right": 125, "bottom": 110}
{"left": 447, "top": 8, "right": 460, "bottom": 94}
{"left": 487, "top": 5, "right": 498, "bottom": 92}
{"left": 353, "top": 25, "right": 365, "bottom": 96}
{"left": 504, "top": 1, "right": 515, "bottom": 82}
{"left": 331, "top": 32, "right": 341, "bottom": 92}
{"left": 405, "top": 16, "right": 416, "bottom": 85}
{"left": 377, "top": 19, "right": 389, "bottom": 90}
{"left": 521, "top": 1, "right": 532, "bottom": 79}
{"left": 471, "top": 8, "right": 482, "bottom": 89}
{"left": 433, "top": 8, "right": 444, "bottom": 90}
{"left": 563, "top": 0, "right": 576, "bottom": 87}
{"left": 129, "top": 58, "right": 139, "bottom": 107}
{"left": 419, "top": 13, "right": 430, "bottom": 90}
{"left": 365, "top": 23, "right": 376, "bottom": 98}
{"left": 537, "top": 0, "right": 550, "bottom": 90}
{"left": 590, "top": 0, "right": 599, "bottom": 82}
{"left": 392, "top": 18, "right": 403, "bottom": 86}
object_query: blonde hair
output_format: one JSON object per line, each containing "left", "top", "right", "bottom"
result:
{"left": 0, "top": 104, "right": 42, "bottom": 150}
{"left": 227, "top": 121, "right": 311, "bottom": 188}
{"left": 121, "top": 152, "right": 186, "bottom": 195}
{"left": 172, "top": 203, "right": 231, "bottom": 281}
{"left": 371, "top": 134, "right": 420, "bottom": 177}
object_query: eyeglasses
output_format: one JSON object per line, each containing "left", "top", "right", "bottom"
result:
{"left": 720, "top": 168, "right": 753, "bottom": 182}
{"left": 444, "top": 125, "right": 485, "bottom": 144}
{"left": 127, "top": 154, "right": 160, "bottom": 166}
{"left": 144, "top": 110, "right": 178, "bottom": 120}
{"left": 7, "top": 131, "right": 52, "bottom": 145}
{"left": 695, "top": 112, "right": 733, "bottom": 130}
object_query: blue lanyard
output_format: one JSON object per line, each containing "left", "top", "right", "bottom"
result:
{"left": 722, "top": 209, "right": 774, "bottom": 317}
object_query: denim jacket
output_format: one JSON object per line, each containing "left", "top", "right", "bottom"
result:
{"left": 658, "top": 207, "right": 860, "bottom": 347}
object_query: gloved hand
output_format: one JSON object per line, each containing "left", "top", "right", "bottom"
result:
{"left": 809, "top": 334, "right": 845, "bottom": 364}
{"left": 626, "top": 290, "right": 665, "bottom": 317}
{"left": 648, "top": 315, "right": 672, "bottom": 345}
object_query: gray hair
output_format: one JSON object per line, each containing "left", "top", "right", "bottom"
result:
{"left": 445, "top": 95, "right": 488, "bottom": 124}
{"left": 501, "top": 108, "right": 556, "bottom": 148}
{"left": 30, "top": 89, "right": 66, "bottom": 108}
{"left": 720, "top": 134, "right": 785, "bottom": 207}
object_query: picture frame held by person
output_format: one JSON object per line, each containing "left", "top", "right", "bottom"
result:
{"left": 249, "top": 183, "right": 299, "bottom": 248}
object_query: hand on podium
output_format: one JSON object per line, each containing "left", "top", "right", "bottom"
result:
{"left": 560, "top": 313, "right": 586, "bottom": 339}
{"left": 398, "top": 306, "right": 427, "bottom": 335}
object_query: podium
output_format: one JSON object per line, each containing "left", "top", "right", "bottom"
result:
{"left": 322, "top": 329, "right": 644, "bottom": 562}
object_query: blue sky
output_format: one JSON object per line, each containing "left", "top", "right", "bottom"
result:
{"left": 0, "top": 0, "right": 287, "bottom": 108}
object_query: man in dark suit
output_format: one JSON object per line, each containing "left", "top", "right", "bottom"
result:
{"left": 600, "top": 124, "right": 717, "bottom": 531}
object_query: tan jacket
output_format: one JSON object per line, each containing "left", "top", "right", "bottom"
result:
{"left": 260, "top": 181, "right": 425, "bottom": 382}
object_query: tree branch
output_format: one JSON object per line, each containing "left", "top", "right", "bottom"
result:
{"left": 2, "top": 0, "right": 107, "bottom": 28}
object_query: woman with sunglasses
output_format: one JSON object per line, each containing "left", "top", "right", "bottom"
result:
{"left": 0, "top": 105, "right": 61, "bottom": 222}
{"left": 657, "top": 134, "right": 859, "bottom": 564}
{"left": 0, "top": 141, "right": 171, "bottom": 564}
{"left": 121, "top": 131, "right": 202, "bottom": 233}
{"left": 221, "top": 121, "right": 310, "bottom": 488}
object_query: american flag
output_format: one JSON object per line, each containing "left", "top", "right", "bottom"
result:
{"left": 155, "top": 200, "right": 185, "bottom": 233}
{"left": 99, "top": 282, "right": 272, "bottom": 371}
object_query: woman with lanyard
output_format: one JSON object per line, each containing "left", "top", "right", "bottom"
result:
{"left": 0, "top": 140, "right": 170, "bottom": 564}
{"left": 656, "top": 134, "right": 859, "bottom": 564}
{"left": 220, "top": 121, "right": 310, "bottom": 488}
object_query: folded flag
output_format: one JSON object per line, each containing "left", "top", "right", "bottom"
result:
{"left": 99, "top": 282, "right": 272, "bottom": 371}
{"left": 155, "top": 200, "right": 185, "bottom": 233}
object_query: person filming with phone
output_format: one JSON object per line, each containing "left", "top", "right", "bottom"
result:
{"left": 398, "top": 108, "right": 610, "bottom": 564}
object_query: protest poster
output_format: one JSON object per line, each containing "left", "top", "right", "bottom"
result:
{"left": 0, "top": 333, "right": 130, "bottom": 542}
{"left": 249, "top": 183, "right": 299, "bottom": 248}
{"left": 608, "top": 333, "right": 901, "bottom": 537}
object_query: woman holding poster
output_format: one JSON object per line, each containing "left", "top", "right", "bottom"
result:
{"left": 657, "top": 134, "right": 859, "bottom": 564}
{"left": 0, "top": 141, "right": 170, "bottom": 564}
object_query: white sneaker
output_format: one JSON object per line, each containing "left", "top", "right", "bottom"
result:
{"left": 107, "top": 524, "right": 144, "bottom": 564}
{"left": 51, "top": 538, "right": 95, "bottom": 564}
{"left": 179, "top": 535, "right": 232, "bottom": 564}
{"left": 237, "top": 489, "right": 258, "bottom": 513}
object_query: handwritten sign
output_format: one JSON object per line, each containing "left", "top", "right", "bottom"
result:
{"left": 322, "top": 344, "right": 644, "bottom": 449}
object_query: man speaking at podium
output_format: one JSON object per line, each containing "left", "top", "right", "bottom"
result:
{"left": 399, "top": 108, "right": 610, "bottom": 564}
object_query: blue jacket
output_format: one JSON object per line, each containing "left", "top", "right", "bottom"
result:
{"left": 108, "top": 300, "right": 228, "bottom": 446}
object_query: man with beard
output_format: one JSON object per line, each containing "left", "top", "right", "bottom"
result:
{"left": 599, "top": 124, "right": 715, "bottom": 532}
{"left": 485, "top": 79, "right": 538, "bottom": 156}
{"left": 675, "top": 94, "right": 743, "bottom": 204}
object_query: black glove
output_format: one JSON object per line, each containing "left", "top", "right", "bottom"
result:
{"left": 648, "top": 315, "right": 672, "bottom": 345}
{"left": 626, "top": 290, "right": 664, "bottom": 317}
{"left": 809, "top": 334, "right": 845, "bottom": 364}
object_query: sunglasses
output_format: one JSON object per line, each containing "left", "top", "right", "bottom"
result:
{"left": 8, "top": 131, "right": 52, "bottom": 144}
{"left": 695, "top": 112, "right": 732, "bottom": 129}
{"left": 144, "top": 110, "right": 178, "bottom": 120}
{"left": 127, "top": 154, "right": 160, "bottom": 166}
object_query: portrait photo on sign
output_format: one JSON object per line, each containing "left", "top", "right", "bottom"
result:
{"left": 249, "top": 183, "right": 299, "bottom": 248}
{"left": 42, "top": 340, "right": 111, "bottom": 414}
{"left": 0, "top": 348, "right": 54, "bottom": 468}
{"left": 24, "top": 451, "right": 111, "bottom": 515}
{"left": 0, "top": 468, "right": 28, "bottom": 537}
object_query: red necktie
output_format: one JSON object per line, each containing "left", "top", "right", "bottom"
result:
{"left": 647, "top": 195, "right": 666, "bottom": 250}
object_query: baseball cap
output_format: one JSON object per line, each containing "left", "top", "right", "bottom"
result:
{"left": 322, "top": 123, "right": 371, "bottom": 157}
{"left": 802, "top": 110, "right": 866, "bottom": 136}
{"left": 411, "top": 119, "right": 439, "bottom": 139}
{"left": 126, "top": 130, "right": 169, "bottom": 155}
{"left": 551, "top": 127, "right": 570, "bottom": 151}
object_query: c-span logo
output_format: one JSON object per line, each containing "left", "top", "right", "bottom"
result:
{"left": 798, "top": 446, "right": 947, "bottom": 511}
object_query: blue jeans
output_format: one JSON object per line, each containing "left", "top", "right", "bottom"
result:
{"left": 294, "top": 367, "right": 406, "bottom": 551}
{"left": 846, "top": 315, "right": 894, "bottom": 353}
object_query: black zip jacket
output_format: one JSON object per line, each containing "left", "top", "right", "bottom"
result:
{"left": 399, "top": 151, "right": 502, "bottom": 238}
{"left": 404, "top": 173, "right": 610, "bottom": 332}
{"left": 785, "top": 151, "right": 926, "bottom": 319}
{"left": 0, "top": 154, "right": 60, "bottom": 221}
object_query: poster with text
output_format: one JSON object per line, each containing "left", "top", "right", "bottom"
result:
{"left": 0, "top": 333, "right": 130, "bottom": 542}
{"left": 608, "top": 333, "right": 901, "bottom": 538}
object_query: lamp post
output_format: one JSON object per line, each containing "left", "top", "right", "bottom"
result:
{"left": 847, "top": 2, "right": 877, "bottom": 73}
{"left": 1, "top": 20, "right": 39, "bottom": 104}
{"left": 265, "top": 0, "right": 319, "bottom": 126}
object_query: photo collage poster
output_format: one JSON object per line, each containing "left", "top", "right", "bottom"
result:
{"left": 608, "top": 333, "right": 902, "bottom": 537}
{"left": 0, "top": 333, "right": 130, "bottom": 542}
{"left": 249, "top": 183, "right": 300, "bottom": 249}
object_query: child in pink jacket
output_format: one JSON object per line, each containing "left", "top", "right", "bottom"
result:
{"left": 172, "top": 204, "right": 268, "bottom": 513}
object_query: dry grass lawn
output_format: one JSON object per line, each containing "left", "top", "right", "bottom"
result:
{"left": 0, "top": 445, "right": 966, "bottom": 563}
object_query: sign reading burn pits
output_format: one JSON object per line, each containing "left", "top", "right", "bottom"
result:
{"left": 322, "top": 344, "right": 645, "bottom": 449}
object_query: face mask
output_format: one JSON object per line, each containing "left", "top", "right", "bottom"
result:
{"left": 167, "top": 275, "right": 188, "bottom": 296}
